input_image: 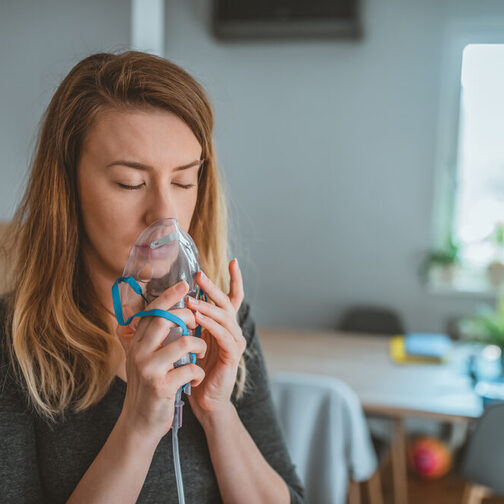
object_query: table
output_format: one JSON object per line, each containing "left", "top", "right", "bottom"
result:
{"left": 259, "top": 328, "right": 484, "bottom": 504}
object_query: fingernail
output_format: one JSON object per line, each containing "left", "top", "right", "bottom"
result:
{"left": 234, "top": 258, "right": 239, "bottom": 268}
{"left": 187, "top": 297, "right": 198, "bottom": 306}
{"left": 200, "top": 271, "right": 207, "bottom": 281}
{"left": 176, "top": 281, "right": 188, "bottom": 293}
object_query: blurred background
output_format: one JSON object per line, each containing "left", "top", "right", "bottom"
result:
{"left": 2, "top": 0, "right": 504, "bottom": 503}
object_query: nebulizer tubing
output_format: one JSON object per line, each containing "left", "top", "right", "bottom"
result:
{"left": 172, "top": 388, "right": 185, "bottom": 503}
{"left": 112, "top": 218, "right": 207, "bottom": 504}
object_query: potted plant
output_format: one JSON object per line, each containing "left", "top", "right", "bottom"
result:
{"left": 419, "top": 237, "right": 460, "bottom": 286}
{"left": 486, "top": 222, "right": 504, "bottom": 288}
{"left": 459, "top": 293, "right": 504, "bottom": 374}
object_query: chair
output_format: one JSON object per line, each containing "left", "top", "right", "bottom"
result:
{"left": 270, "top": 371, "right": 383, "bottom": 504}
{"left": 338, "top": 306, "right": 405, "bottom": 335}
{"left": 337, "top": 305, "right": 407, "bottom": 504}
{"left": 459, "top": 402, "right": 504, "bottom": 503}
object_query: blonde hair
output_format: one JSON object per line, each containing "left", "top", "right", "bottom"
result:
{"left": 0, "top": 51, "right": 247, "bottom": 422}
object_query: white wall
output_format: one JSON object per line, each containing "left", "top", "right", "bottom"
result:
{"left": 1, "top": 0, "right": 502, "bottom": 332}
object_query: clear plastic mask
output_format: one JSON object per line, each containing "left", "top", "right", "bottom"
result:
{"left": 118, "top": 217, "right": 204, "bottom": 368}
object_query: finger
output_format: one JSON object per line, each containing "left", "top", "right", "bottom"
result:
{"left": 116, "top": 326, "right": 131, "bottom": 353}
{"left": 196, "top": 271, "right": 231, "bottom": 310}
{"left": 187, "top": 296, "right": 243, "bottom": 345}
{"left": 228, "top": 258, "right": 244, "bottom": 312}
{"left": 144, "top": 279, "right": 190, "bottom": 318}
{"left": 142, "top": 336, "right": 207, "bottom": 375}
{"left": 132, "top": 280, "right": 190, "bottom": 344}
{"left": 145, "top": 364, "right": 206, "bottom": 401}
{"left": 167, "top": 364, "right": 205, "bottom": 394}
{"left": 185, "top": 296, "right": 227, "bottom": 326}
{"left": 126, "top": 303, "right": 140, "bottom": 331}
{"left": 135, "top": 308, "right": 197, "bottom": 356}
{"left": 194, "top": 311, "right": 239, "bottom": 363}
{"left": 116, "top": 304, "right": 136, "bottom": 353}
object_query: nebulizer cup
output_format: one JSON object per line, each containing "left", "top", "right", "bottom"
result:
{"left": 112, "top": 217, "right": 207, "bottom": 504}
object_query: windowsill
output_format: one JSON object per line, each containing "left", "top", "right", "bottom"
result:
{"left": 426, "top": 265, "right": 501, "bottom": 299}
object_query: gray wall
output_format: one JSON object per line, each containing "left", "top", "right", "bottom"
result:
{"left": 163, "top": 0, "right": 501, "bottom": 332}
{"left": 1, "top": 0, "right": 500, "bottom": 332}
{"left": 0, "top": 0, "right": 130, "bottom": 215}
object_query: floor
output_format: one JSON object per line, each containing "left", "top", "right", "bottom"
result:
{"left": 371, "top": 459, "right": 504, "bottom": 504}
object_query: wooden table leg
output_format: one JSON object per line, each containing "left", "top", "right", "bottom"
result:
{"left": 367, "top": 471, "right": 384, "bottom": 504}
{"left": 391, "top": 417, "right": 408, "bottom": 504}
{"left": 461, "top": 484, "right": 491, "bottom": 504}
{"left": 348, "top": 479, "right": 361, "bottom": 504}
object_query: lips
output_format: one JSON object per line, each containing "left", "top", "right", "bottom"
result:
{"left": 135, "top": 244, "right": 173, "bottom": 259}
{"left": 135, "top": 244, "right": 176, "bottom": 259}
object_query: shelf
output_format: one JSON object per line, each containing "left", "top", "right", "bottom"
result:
{"left": 426, "top": 265, "right": 501, "bottom": 299}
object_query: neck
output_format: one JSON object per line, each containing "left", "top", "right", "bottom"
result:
{"left": 81, "top": 245, "right": 127, "bottom": 378}
{"left": 82, "top": 248, "right": 117, "bottom": 324}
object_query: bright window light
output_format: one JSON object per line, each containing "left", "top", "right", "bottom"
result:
{"left": 454, "top": 44, "right": 504, "bottom": 268}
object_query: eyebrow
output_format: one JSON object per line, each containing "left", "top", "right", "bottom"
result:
{"left": 105, "top": 159, "right": 203, "bottom": 172}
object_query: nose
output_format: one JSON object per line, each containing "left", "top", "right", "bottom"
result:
{"left": 144, "top": 184, "right": 178, "bottom": 227}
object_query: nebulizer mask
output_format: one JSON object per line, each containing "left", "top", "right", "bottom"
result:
{"left": 112, "top": 217, "right": 207, "bottom": 504}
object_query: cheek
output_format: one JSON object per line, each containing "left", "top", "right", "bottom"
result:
{"left": 179, "top": 191, "right": 199, "bottom": 233}
{"left": 79, "top": 177, "right": 136, "bottom": 269}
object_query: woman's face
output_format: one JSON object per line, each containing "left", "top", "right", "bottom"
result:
{"left": 77, "top": 107, "right": 202, "bottom": 280}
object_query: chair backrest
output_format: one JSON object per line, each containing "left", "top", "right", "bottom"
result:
{"left": 270, "top": 371, "right": 377, "bottom": 504}
{"left": 338, "top": 306, "right": 405, "bottom": 335}
{"left": 459, "top": 402, "right": 504, "bottom": 495}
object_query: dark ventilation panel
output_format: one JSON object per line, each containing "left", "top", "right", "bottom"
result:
{"left": 213, "top": 0, "right": 362, "bottom": 40}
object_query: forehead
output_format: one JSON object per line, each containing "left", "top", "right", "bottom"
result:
{"left": 81, "top": 107, "right": 202, "bottom": 166}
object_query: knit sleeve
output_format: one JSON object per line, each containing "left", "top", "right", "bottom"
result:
{"left": 0, "top": 297, "right": 47, "bottom": 503}
{"left": 232, "top": 300, "right": 305, "bottom": 504}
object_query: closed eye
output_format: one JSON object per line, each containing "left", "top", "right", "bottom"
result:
{"left": 117, "top": 182, "right": 145, "bottom": 190}
{"left": 117, "top": 182, "right": 195, "bottom": 190}
{"left": 172, "top": 183, "right": 196, "bottom": 189}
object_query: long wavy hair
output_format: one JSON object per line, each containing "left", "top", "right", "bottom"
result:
{"left": 0, "top": 51, "right": 247, "bottom": 422}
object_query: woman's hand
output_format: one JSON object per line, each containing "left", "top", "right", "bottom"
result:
{"left": 116, "top": 280, "right": 207, "bottom": 444}
{"left": 184, "top": 259, "right": 246, "bottom": 424}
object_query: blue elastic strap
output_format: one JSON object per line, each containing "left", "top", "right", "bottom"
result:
{"left": 112, "top": 277, "right": 189, "bottom": 333}
{"left": 112, "top": 276, "right": 207, "bottom": 391}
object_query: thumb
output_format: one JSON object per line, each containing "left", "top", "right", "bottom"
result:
{"left": 116, "top": 304, "right": 136, "bottom": 353}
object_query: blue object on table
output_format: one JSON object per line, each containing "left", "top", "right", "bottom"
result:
{"left": 404, "top": 333, "right": 452, "bottom": 359}
{"left": 475, "top": 379, "right": 504, "bottom": 408}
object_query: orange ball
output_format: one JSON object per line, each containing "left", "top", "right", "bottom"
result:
{"left": 409, "top": 437, "right": 452, "bottom": 478}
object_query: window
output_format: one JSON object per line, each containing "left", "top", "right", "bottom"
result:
{"left": 454, "top": 44, "right": 504, "bottom": 270}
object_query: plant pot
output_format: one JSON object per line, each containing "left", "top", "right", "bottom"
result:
{"left": 430, "top": 263, "right": 457, "bottom": 286}
{"left": 487, "top": 261, "right": 504, "bottom": 288}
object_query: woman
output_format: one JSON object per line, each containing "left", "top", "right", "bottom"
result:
{"left": 0, "top": 51, "right": 304, "bottom": 503}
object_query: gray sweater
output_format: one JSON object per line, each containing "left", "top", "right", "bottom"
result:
{"left": 0, "top": 296, "right": 305, "bottom": 503}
